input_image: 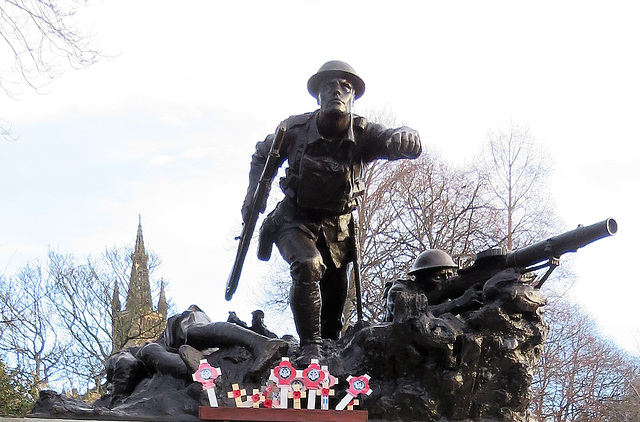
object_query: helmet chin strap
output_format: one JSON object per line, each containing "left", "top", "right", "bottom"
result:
{"left": 349, "top": 96, "right": 354, "bottom": 136}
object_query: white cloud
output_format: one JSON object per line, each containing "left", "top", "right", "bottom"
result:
{"left": 160, "top": 114, "right": 185, "bottom": 127}
{"left": 151, "top": 154, "right": 175, "bottom": 165}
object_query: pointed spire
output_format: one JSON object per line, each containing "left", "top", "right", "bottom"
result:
{"left": 157, "top": 279, "right": 168, "bottom": 319}
{"left": 134, "top": 214, "right": 145, "bottom": 256}
{"left": 126, "top": 215, "right": 152, "bottom": 311}
{"left": 112, "top": 281, "right": 121, "bottom": 313}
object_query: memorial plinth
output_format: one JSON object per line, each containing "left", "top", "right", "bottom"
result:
{"left": 199, "top": 406, "right": 368, "bottom": 421}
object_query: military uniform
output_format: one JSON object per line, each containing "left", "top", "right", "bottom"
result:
{"left": 245, "top": 110, "right": 420, "bottom": 345}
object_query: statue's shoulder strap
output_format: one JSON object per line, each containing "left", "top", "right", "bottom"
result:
{"left": 353, "top": 114, "right": 368, "bottom": 132}
{"left": 284, "top": 112, "right": 315, "bottom": 128}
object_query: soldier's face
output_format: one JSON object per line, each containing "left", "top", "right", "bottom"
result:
{"left": 318, "top": 78, "right": 354, "bottom": 116}
{"left": 416, "top": 268, "right": 456, "bottom": 289}
{"left": 430, "top": 268, "right": 456, "bottom": 283}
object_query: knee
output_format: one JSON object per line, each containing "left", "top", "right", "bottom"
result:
{"left": 291, "top": 255, "right": 325, "bottom": 285}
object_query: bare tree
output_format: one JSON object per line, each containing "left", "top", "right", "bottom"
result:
{"left": 46, "top": 250, "right": 115, "bottom": 393}
{"left": 346, "top": 109, "right": 495, "bottom": 321}
{"left": 602, "top": 373, "right": 640, "bottom": 421}
{"left": 46, "top": 246, "right": 168, "bottom": 393}
{"left": 0, "top": 0, "right": 99, "bottom": 96}
{"left": 479, "top": 123, "right": 556, "bottom": 249}
{"left": 0, "top": 118, "right": 17, "bottom": 141}
{"left": 0, "top": 246, "right": 169, "bottom": 395}
{"left": 1, "top": 0, "right": 100, "bottom": 140}
{"left": 351, "top": 151, "right": 495, "bottom": 321}
{"left": 0, "top": 260, "right": 66, "bottom": 391}
{"left": 530, "top": 300, "right": 640, "bottom": 421}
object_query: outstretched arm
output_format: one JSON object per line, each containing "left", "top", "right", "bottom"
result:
{"left": 358, "top": 119, "right": 422, "bottom": 162}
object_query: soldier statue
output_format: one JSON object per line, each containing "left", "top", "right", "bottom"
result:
{"left": 384, "top": 250, "right": 483, "bottom": 322}
{"left": 105, "top": 305, "right": 287, "bottom": 406}
{"left": 242, "top": 60, "right": 422, "bottom": 361}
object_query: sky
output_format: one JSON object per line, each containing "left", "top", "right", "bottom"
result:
{"left": 1, "top": 1, "right": 639, "bottom": 352}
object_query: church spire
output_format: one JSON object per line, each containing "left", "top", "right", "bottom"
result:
{"left": 157, "top": 279, "right": 168, "bottom": 320}
{"left": 112, "top": 280, "right": 121, "bottom": 313}
{"left": 134, "top": 214, "right": 145, "bottom": 256}
{"left": 126, "top": 215, "right": 152, "bottom": 311}
{"left": 112, "top": 215, "right": 166, "bottom": 351}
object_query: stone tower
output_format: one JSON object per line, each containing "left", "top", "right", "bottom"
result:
{"left": 112, "top": 216, "right": 169, "bottom": 352}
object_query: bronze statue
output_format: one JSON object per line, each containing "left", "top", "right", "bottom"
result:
{"left": 385, "top": 219, "right": 617, "bottom": 322}
{"left": 35, "top": 220, "right": 616, "bottom": 420}
{"left": 105, "top": 305, "right": 287, "bottom": 406}
{"left": 238, "top": 61, "right": 422, "bottom": 361}
{"left": 384, "top": 249, "right": 483, "bottom": 321}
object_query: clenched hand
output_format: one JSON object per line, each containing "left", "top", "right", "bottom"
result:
{"left": 386, "top": 127, "right": 422, "bottom": 158}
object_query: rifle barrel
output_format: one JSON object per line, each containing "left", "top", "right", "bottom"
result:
{"left": 224, "top": 121, "right": 287, "bottom": 301}
{"left": 225, "top": 218, "right": 256, "bottom": 301}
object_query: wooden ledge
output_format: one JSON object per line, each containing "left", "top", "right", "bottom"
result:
{"left": 199, "top": 406, "right": 368, "bottom": 421}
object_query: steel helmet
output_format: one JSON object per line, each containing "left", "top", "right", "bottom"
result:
{"left": 408, "top": 250, "right": 457, "bottom": 275}
{"left": 307, "top": 60, "right": 366, "bottom": 100}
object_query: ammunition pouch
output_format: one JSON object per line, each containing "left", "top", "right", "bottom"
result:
{"left": 257, "top": 214, "right": 277, "bottom": 261}
{"left": 295, "top": 140, "right": 363, "bottom": 214}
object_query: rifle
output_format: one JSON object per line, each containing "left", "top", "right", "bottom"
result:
{"left": 427, "top": 218, "right": 618, "bottom": 305}
{"left": 350, "top": 215, "right": 363, "bottom": 322}
{"left": 225, "top": 121, "right": 287, "bottom": 301}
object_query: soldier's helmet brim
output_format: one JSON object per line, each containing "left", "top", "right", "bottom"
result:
{"left": 408, "top": 249, "right": 458, "bottom": 275}
{"left": 307, "top": 60, "right": 365, "bottom": 100}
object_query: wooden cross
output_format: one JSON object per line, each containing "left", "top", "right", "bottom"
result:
{"left": 261, "top": 381, "right": 280, "bottom": 408}
{"left": 226, "top": 383, "right": 248, "bottom": 407}
{"left": 320, "top": 379, "right": 335, "bottom": 411}
{"left": 336, "top": 374, "right": 372, "bottom": 411}
{"left": 302, "top": 359, "right": 324, "bottom": 410}
{"left": 269, "top": 357, "right": 300, "bottom": 409}
{"left": 245, "top": 388, "right": 265, "bottom": 408}
{"left": 347, "top": 398, "right": 359, "bottom": 411}
{"left": 287, "top": 383, "right": 307, "bottom": 409}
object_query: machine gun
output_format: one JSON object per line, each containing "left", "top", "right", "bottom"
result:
{"left": 225, "top": 121, "right": 287, "bottom": 301}
{"left": 426, "top": 218, "right": 618, "bottom": 305}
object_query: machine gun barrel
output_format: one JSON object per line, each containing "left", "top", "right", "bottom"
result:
{"left": 505, "top": 218, "right": 617, "bottom": 269}
{"left": 429, "top": 218, "right": 617, "bottom": 305}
